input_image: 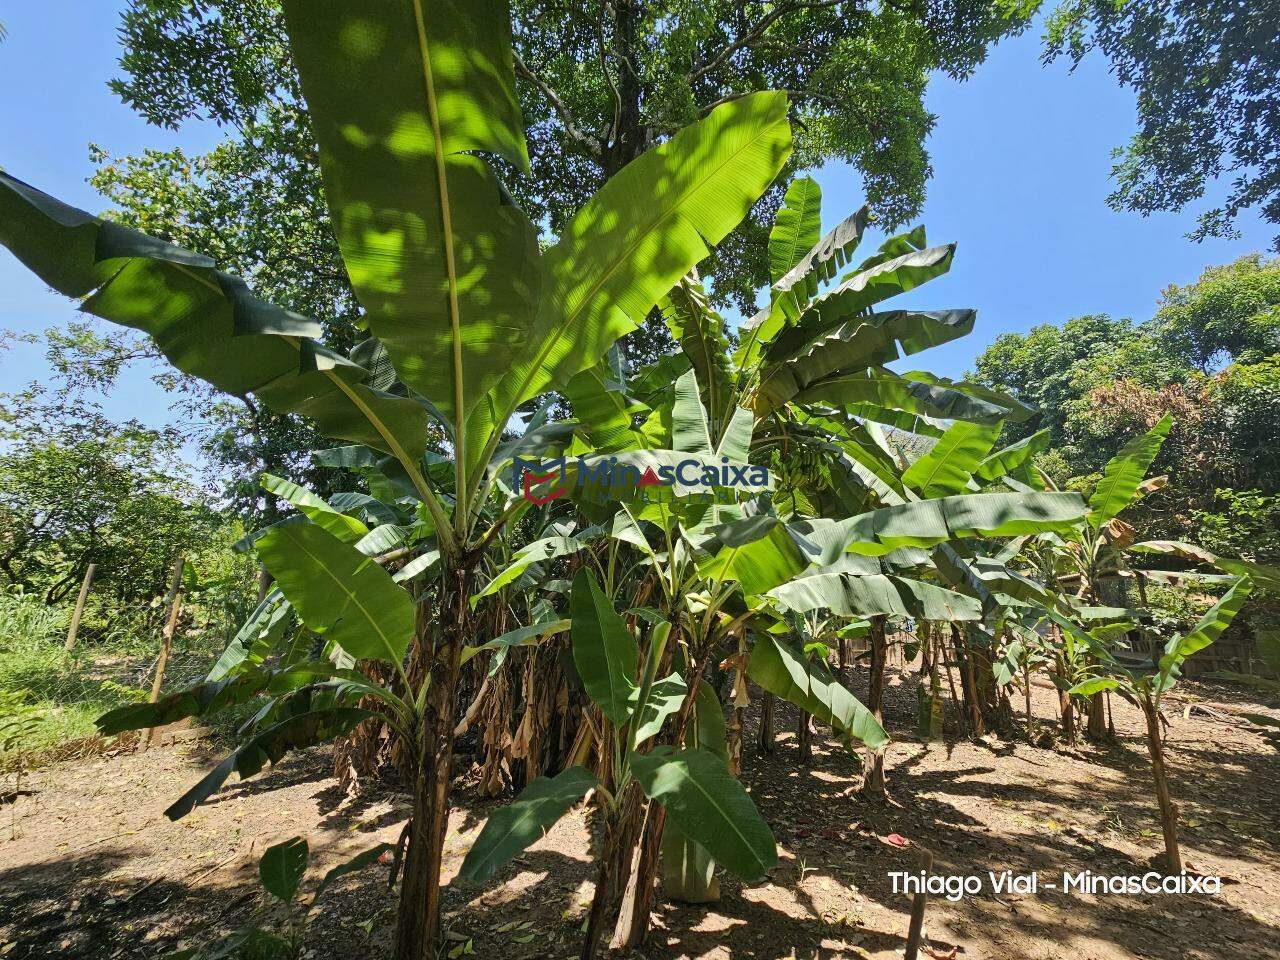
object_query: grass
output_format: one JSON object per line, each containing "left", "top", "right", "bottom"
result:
{"left": 0, "top": 587, "right": 271, "bottom": 766}
{"left": 0, "top": 592, "right": 156, "bottom": 763}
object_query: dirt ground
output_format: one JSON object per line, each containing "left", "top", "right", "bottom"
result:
{"left": 2, "top": 668, "right": 1279, "bottom": 960}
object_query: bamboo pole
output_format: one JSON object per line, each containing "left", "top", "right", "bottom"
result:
{"left": 140, "top": 556, "right": 185, "bottom": 750}
{"left": 63, "top": 562, "right": 97, "bottom": 651}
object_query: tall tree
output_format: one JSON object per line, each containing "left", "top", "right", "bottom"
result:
{"left": 103, "top": 0, "right": 1034, "bottom": 313}
{"left": 1044, "top": 0, "right": 1280, "bottom": 248}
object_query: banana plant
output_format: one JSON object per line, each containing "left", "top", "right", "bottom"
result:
{"left": 1068, "top": 577, "right": 1254, "bottom": 872}
{"left": 5, "top": 2, "right": 795, "bottom": 955}
{"left": 458, "top": 569, "right": 776, "bottom": 960}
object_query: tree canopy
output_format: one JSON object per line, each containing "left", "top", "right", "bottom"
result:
{"left": 1045, "top": 0, "right": 1280, "bottom": 249}
{"left": 972, "top": 254, "right": 1280, "bottom": 543}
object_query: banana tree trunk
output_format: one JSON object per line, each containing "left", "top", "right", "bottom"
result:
{"left": 951, "top": 624, "right": 983, "bottom": 737}
{"left": 395, "top": 564, "right": 474, "bottom": 960}
{"left": 611, "top": 651, "right": 710, "bottom": 950}
{"left": 582, "top": 783, "right": 644, "bottom": 959}
{"left": 1141, "top": 695, "right": 1183, "bottom": 873}
{"left": 1087, "top": 690, "right": 1109, "bottom": 739}
{"left": 797, "top": 708, "right": 813, "bottom": 763}
{"left": 758, "top": 691, "right": 775, "bottom": 753}
{"left": 862, "top": 615, "right": 888, "bottom": 798}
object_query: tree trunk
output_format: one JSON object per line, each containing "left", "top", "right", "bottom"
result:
{"left": 1059, "top": 686, "right": 1077, "bottom": 744}
{"left": 602, "top": 0, "right": 647, "bottom": 178}
{"left": 725, "top": 631, "right": 747, "bottom": 776}
{"left": 63, "top": 562, "right": 97, "bottom": 651}
{"left": 862, "top": 616, "right": 888, "bottom": 798}
{"left": 583, "top": 783, "right": 644, "bottom": 959}
{"left": 255, "top": 565, "right": 273, "bottom": 603}
{"left": 1141, "top": 696, "right": 1182, "bottom": 873}
{"left": 394, "top": 564, "right": 474, "bottom": 960}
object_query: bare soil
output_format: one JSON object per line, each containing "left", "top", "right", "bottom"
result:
{"left": 2, "top": 669, "right": 1279, "bottom": 960}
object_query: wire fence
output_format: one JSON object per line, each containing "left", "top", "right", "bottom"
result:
{"left": 0, "top": 585, "right": 248, "bottom": 762}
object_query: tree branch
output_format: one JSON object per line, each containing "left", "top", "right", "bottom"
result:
{"left": 512, "top": 49, "right": 603, "bottom": 156}
{"left": 686, "top": 0, "right": 844, "bottom": 84}
{"left": 694, "top": 88, "right": 841, "bottom": 120}
{"left": 596, "top": 2, "right": 623, "bottom": 150}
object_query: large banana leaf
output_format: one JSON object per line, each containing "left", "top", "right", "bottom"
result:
{"left": 0, "top": 173, "right": 431, "bottom": 465}
{"left": 1087, "top": 414, "right": 1172, "bottom": 527}
{"left": 767, "top": 207, "right": 871, "bottom": 323}
{"left": 632, "top": 673, "right": 688, "bottom": 746}
{"left": 975, "top": 428, "right": 1051, "bottom": 482}
{"left": 661, "top": 683, "right": 726, "bottom": 903}
{"left": 735, "top": 205, "right": 870, "bottom": 368}
{"left": 791, "top": 243, "right": 955, "bottom": 335}
{"left": 768, "top": 567, "right": 983, "bottom": 621}
{"left": 256, "top": 523, "right": 416, "bottom": 665}
{"left": 457, "top": 766, "right": 597, "bottom": 885}
{"left": 698, "top": 516, "right": 810, "bottom": 596}
{"left": 1130, "top": 540, "right": 1280, "bottom": 590}
{"left": 490, "top": 91, "right": 792, "bottom": 419}
{"left": 261, "top": 474, "right": 370, "bottom": 544}
{"left": 671, "top": 368, "right": 714, "bottom": 455}
{"left": 207, "top": 590, "right": 293, "bottom": 681}
{"left": 832, "top": 491, "right": 1088, "bottom": 557}
{"left": 753, "top": 310, "right": 977, "bottom": 416}
{"left": 792, "top": 367, "right": 1009, "bottom": 424}
{"left": 748, "top": 634, "right": 887, "bottom": 749}
{"left": 570, "top": 569, "right": 639, "bottom": 726}
{"left": 282, "top": 0, "right": 539, "bottom": 440}
{"left": 165, "top": 707, "right": 376, "bottom": 820}
{"left": 662, "top": 275, "right": 734, "bottom": 429}
{"left": 630, "top": 746, "right": 777, "bottom": 882}
{"left": 563, "top": 356, "right": 644, "bottom": 452}
{"left": 767, "top": 176, "right": 822, "bottom": 283}
{"left": 1156, "top": 577, "right": 1253, "bottom": 692}
{"left": 901, "top": 421, "right": 1002, "bottom": 498}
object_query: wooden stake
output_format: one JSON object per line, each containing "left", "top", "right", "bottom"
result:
{"left": 63, "top": 562, "right": 96, "bottom": 651}
{"left": 904, "top": 846, "right": 934, "bottom": 960}
{"left": 141, "top": 556, "right": 185, "bottom": 750}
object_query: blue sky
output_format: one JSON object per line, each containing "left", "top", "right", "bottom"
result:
{"left": 1, "top": 4, "right": 1273, "bottom": 440}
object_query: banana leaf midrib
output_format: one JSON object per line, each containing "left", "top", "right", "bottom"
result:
{"left": 409, "top": 0, "right": 469, "bottom": 515}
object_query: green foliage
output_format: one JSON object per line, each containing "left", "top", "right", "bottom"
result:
{"left": 255, "top": 523, "right": 415, "bottom": 666}
{"left": 629, "top": 746, "right": 777, "bottom": 883}
{"left": 457, "top": 766, "right": 597, "bottom": 885}
{"left": 1045, "top": 0, "right": 1280, "bottom": 246}
{"left": 0, "top": 392, "right": 241, "bottom": 607}
{"left": 260, "top": 836, "right": 309, "bottom": 903}
{"left": 1150, "top": 255, "right": 1280, "bottom": 371}
{"left": 748, "top": 633, "right": 887, "bottom": 750}
{"left": 570, "top": 569, "right": 639, "bottom": 727}
{"left": 105, "top": 0, "right": 1034, "bottom": 324}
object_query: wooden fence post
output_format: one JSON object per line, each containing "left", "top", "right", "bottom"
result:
{"left": 904, "top": 846, "right": 934, "bottom": 960}
{"left": 141, "top": 556, "right": 185, "bottom": 750}
{"left": 63, "top": 562, "right": 97, "bottom": 652}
